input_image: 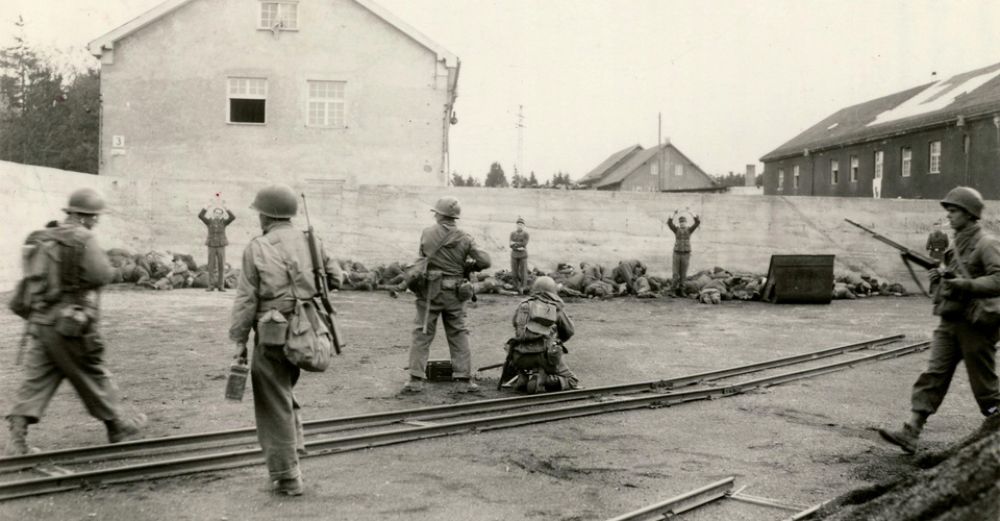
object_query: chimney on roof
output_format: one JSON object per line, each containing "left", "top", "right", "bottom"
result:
{"left": 745, "top": 165, "right": 756, "bottom": 187}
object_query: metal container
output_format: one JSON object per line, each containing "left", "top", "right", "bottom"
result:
{"left": 225, "top": 362, "right": 249, "bottom": 401}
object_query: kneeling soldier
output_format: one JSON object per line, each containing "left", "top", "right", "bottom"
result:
{"left": 506, "top": 276, "right": 578, "bottom": 393}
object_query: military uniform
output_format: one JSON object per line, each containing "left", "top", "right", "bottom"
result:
{"left": 611, "top": 259, "right": 647, "bottom": 296}
{"left": 508, "top": 278, "right": 578, "bottom": 392}
{"left": 510, "top": 224, "right": 530, "bottom": 293}
{"left": 408, "top": 220, "right": 491, "bottom": 382}
{"left": 881, "top": 187, "right": 1000, "bottom": 453}
{"left": 199, "top": 208, "right": 236, "bottom": 291}
{"left": 6, "top": 189, "right": 142, "bottom": 454}
{"left": 926, "top": 229, "right": 949, "bottom": 262}
{"left": 668, "top": 215, "right": 700, "bottom": 296}
{"left": 229, "top": 185, "right": 341, "bottom": 495}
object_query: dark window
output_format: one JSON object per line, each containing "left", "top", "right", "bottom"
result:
{"left": 230, "top": 99, "right": 265, "bottom": 124}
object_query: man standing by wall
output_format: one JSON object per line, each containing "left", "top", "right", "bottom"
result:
{"left": 879, "top": 187, "right": 1000, "bottom": 454}
{"left": 926, "top": 221, "right": 949, "bottom": 263}
{"left": 510, "top": 217, "right": 530, "bottom": 294}
{"left": 6, "top": 188, "right": 144, "bottom": 455}
{"left": 199, "top": 201, "right": 236, "bottom": 292}
{"left": 229, "top": 184, "right": 342, "bottom": 496}
{"left": 402, "top": 196, "right": 491, "bottom": 394}
{"left": 667, "top": 210, "right": 701, "bottom": 297}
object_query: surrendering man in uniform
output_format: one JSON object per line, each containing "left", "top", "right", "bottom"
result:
{"left": 6, "top": 188, "right": 144, "bottom": 455}
{"left": 401, "top": 196, "right": 491, "bottom": 394}
{"left": 667, "top": 210, "right": 701, "bottom": 297}
{"left": 199, "top": 201, "right": 236, "bottom": 292}
{"left": 510, "top": 217, "right": 530, "bottom": 294}
{"left": 879, "top": 187, "right": 1000, "bottom": 454}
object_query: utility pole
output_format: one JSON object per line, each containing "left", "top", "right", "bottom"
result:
{"left": 658, "top": 112, "right": 663, "bottom": 191}
{"left": 515, "top": 105, "right": 525, "bottom": 180}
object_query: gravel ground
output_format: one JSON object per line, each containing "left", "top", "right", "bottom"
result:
{"left": 0, "top": 288, "right": 986, "bottom": 520}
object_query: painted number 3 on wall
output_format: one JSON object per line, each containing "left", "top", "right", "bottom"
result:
{"left": 112, "top": 135, "right": 126, "bottom": 148}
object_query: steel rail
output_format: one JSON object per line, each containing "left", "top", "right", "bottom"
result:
{"left": 605, "top": 477, "right": 735, "bottom": 521}
{"left": 0, "top": 340, "right": 927, "bottom": 502}
{"left": 0, "top": 334, "right": 904, "bottom": 473}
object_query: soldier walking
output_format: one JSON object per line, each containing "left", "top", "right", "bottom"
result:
{"left": 402, "top": 197, "right": 491, "bottom": 394}
{"left": 229, "top": 184, "right": 342, "bottom": 496}
{"left": 510, "top": 217, "right": 530, "bottom": 294}
{"left": 6, "top": 188, "right": 144, "bottom": 455}
{"left": 199, "top": 201, "right": 236, "bottom": 291}
{"left": 667, "top": 210, "right": 701, "bottom": 297}
{"left": 879, "top": 187, "right": 1000, "bottom": 453}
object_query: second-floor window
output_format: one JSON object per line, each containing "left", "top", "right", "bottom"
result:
{"left": 929, "top": 141, "right": 941, "bottom": 174}
{"left": 850, "top": 156, "right": 859, "bottom": 182}
{"left": 307, "top": 81, "right": 346, "bottom": 128}
{"left": 228, "top": 77, "right": 267, "bottom": 124}
{"left": 260, "top": 1, "right": 298, "bottom": 30}
{"left": 831, "top": 159, "right": 839, "bottom": 184}
{"left": 901, "top": 147, "right": 912, "bottom": 177}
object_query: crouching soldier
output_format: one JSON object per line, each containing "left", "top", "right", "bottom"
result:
{"left": 504, "top": 276, "right": 579, "bottom": 393}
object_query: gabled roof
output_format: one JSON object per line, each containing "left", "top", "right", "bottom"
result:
{"left": 595, "top": 142, "right": 716, "bottom": 191}
{"left": 577, "top": 144, "right": 643, "bottom": 186}
{"left": 88, "top": 0, "right": 458, "bottom": 66}
{"left": 761, "top": 61, "right": 1000, "bottom": 162}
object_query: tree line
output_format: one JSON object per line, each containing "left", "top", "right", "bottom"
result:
{"left": 451, "top": 161, "right": 574, "bottom": 189}
{"left": 0, "top": 18, "right": 99, "bottom": 174}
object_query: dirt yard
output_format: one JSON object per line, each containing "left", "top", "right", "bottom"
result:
{"left": 0, "top": 288, "right": 988, "bottom": 520}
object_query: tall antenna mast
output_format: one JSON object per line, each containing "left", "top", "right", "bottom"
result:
{"left": 515, "top": 104, "right": 526, "bottom": 178}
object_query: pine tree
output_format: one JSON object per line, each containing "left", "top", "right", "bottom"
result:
{"left": 484, "top": 162, "right": 508, "bottom": 187}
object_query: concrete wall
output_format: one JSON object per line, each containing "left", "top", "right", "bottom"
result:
{"left": 98, "top": 0, "right": 452, "bottom": 186}
{"left": 8, "top": 160, "right": 996, "bottom": 292}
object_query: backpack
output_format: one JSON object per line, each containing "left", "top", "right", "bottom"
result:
{"left": 513, "top": 297, "right": 559, "bottom": 345}
{"left": 8, "top": 229, "right": 63, "bottom": 320}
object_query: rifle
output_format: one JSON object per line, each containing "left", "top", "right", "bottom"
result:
{"left": 301, "top": 194, "right": 344, "bottom": 354}
{"left": 844, "top": 219, "right": 940, "bottom": 297}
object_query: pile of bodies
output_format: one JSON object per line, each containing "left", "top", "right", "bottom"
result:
{"left": 106, "top": 249, "right": 240, "bottom": 291}
{"left": 107, "top": 251, "right": 908, "bottom": 302}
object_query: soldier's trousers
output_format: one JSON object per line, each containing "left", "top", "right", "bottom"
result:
{"left": 207, "top": 246, "right": 226, "bottom": 289}
{"left": 8, "top": 324, "right": 120, "bottom": 424}
{"left": 251, "top": 340, "right": 306, "bottom": 481}
{"left": 512, "top": 350, "right": 579, "bottom": 390}
{"left": 911, "top": 319, "right": 1000, "bottom": 417}
{"left": 511, "top": 256, "right": 529, "bottom": 291}
{"left": 672, "top": 252, "right": 691, "bottom": 294}
{"left": 409, "top": 289, "right": 472, "bottom": 379}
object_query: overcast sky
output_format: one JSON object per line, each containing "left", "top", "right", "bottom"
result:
{"left": 6, "top": 0, "right": 1000, "bottom": 181}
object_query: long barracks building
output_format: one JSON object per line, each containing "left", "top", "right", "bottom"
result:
{"left": 761, "top": 61, "right": 1000, "bottom": 200}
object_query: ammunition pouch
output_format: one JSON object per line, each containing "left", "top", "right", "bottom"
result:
{"left": 257, "top": 308, "right": 289, "bottom": 346}
{"left": 55, "top": 304, "right": 90, "bottom": 338}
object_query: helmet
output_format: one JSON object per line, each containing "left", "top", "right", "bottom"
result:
{"left": 63, "top": 188, "right": 106, "bottom": 215}
{"left": 431, "top": 196, "right": 461, "bottom": 218}
{"left": 940, "top": 186, "right": 984, "bottom": 219}
{"left": 250, "top": 184, "right": 298, "bottom": 218}
{"left": 531, "top": 276, "right": 558, "bottom": 295}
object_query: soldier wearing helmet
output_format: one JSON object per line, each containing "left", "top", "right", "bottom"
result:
{"left": 229, "top": 184, "right": 343, "bottom": 496}
{"left": 198, "top": 199, "right": 236, "bottom": 292}
{"left": 6, "top": 188, "right": 145, "bottom": 456}
{"left": 880, "top": 186, "right": 1000, "bottom": 454}
{"left": 401, "top": 196, "right": 491, "bottom": 394}
{"left": 501, "top": 276, "right": 578, "bottom": 393}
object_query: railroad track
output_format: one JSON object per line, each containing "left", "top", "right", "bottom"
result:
{"left": 0, "top": 334, "right": 924, "bottom": 501}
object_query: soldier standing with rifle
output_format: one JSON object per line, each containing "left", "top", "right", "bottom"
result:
{"left": 401, "top": 196, "right": 491, "bottom": 394}
{"left": 875, "top": 187, "right": 1000, "bottom": 453}
{"left": 229, "top": 184, "right": 342, "bottom": 496}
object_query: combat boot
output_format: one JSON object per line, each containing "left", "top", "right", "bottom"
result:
{"left": 274, "top": 476, "right": 304, "bottom": 496}
{"left": 878, "top": 422, "right": 921, "bottom": 454}
{"left": 401, "top": 377, "right": 424, "bottom": 394}
{"left": 526, "top": 370, "right": 547, "bottom": 394}
{"left": 916, "top": 409, "right": 1000, "bottom": 468}
{"left": 455, "top": 378, "right": 481, "bottom": 393}
{"left": 106, "top": 413, "right": 147, "bottom": 444}
{"left": 5, "top": 416, "right": 33, "bottom": 456}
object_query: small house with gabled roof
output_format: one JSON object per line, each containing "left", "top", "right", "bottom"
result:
{"left": 581, "top": 141, "right": 719, "bottom": 192}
